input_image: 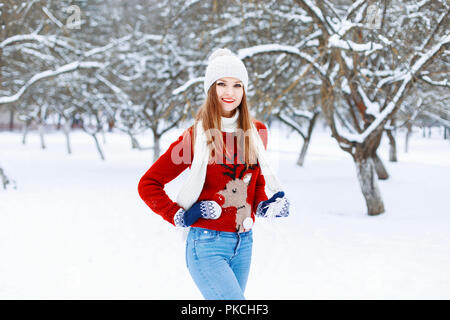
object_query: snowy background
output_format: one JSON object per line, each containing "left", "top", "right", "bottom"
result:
{"left": 1, "top": 0, "right": 449, "bottom": 300}
{"left": 1, "top": 123, "right": 449, "bottom": 299}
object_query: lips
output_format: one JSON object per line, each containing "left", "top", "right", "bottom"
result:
{"left": 222, "top": 98, "right": 235, "bottom": 104}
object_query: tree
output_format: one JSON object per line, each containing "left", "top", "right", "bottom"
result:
{"left": 234, "top": 0, "right": 449, "bottom": 215}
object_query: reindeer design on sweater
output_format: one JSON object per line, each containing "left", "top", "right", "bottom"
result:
{"left": 217, "top": 151, "right": 256, "bottom": 232}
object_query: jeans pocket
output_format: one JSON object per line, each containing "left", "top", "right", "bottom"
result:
{"left": 193, "top": 228, "right": 219, "bottom": 243}
{"left": 192, "top": 229, "right": 219, "bottom": 260}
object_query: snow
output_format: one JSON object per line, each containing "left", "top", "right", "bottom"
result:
{"left": 0, "top": 34, "right": 48, "bottom": 48}
{"left": 20, "top": 47, "right": 56, "bottom": 62}
{"left": 412, "top": 34, "right": 450, "bottom": 74}
{"left": 96, "top": 74, "right": 132, "bottom": 105}
{"left": 0, "top": 33, "right": 80, "bottom": 54}
{"left": 0, "top": 124, "right": 449, "bottom": 299}
{"left": 357, "top": 85, "right": 380, "bottom": 116}
{"left": 271, "top": 10, "right": 313, "bottom": 24}
{"left": 84, "top": 34, "right": 133, "bottom": 58}
{"left": 341, "top": 51, "right": 354, "bottom": 70}
{"left": 302, "top": 0, "right": 326, "bottom": 24}
{"left": 337, "top": 32, "right": 449, "bottom": 145}
{"left": 42, "top": 7, "right": 64, "bottom": 28}
{"left": 328, "top": 34, "right": 383, "bottom": 53}
{"left": 172, "top": 77, "right": 204, "bottom": 95}
{"left": 238, "top": 44, "right": 327, "bottom": 78}
{"left": 344, "top": 0, "right": 366, "bottom": 21}
{"left": 341, "top": 77, "right": 351, "bottom": 95}
{"left": 337, "top": 73, "right": 412, "bottom": 144}
{"left": 0, "top": 61, "right": 105, "bottom": 105}
{"left": 420, "top": 75, "right": 449, "bottom": 87}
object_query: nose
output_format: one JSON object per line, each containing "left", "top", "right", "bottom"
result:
{"left": 224, "top": 85, "right": 233, "bottom": 96}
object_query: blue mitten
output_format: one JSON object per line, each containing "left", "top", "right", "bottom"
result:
{"left": 174, "top": 200, "right": 222, "bottom": 227}
{"left": 256, "top": 191, "right": 290, "bottom": 218}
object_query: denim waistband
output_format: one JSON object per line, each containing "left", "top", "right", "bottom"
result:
{"left": 190, "top": 227, "right": 252, "bottom": 238}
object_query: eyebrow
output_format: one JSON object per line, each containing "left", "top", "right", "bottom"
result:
{"left": 217, "top": 79, "right": 242, "bottom": 84}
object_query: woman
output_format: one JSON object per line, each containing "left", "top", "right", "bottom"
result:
{"left": 138, "top": 48, "right": 290, "bottom": 300}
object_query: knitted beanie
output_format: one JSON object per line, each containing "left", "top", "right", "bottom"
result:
{"left": 204, "top": 48, "right": 249, "bottom": 95}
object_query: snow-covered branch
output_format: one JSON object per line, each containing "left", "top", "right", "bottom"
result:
{"left": 172, "top": 77, "right": 204, "bottom": 95}
{"left": 266, "top": 8, "right": 313, "bottom": 24}
{"left": 337, "top": 34, "right": 450, "bottom": 143}
{"left": 295, "top": 0, "right": 330, "bottom": 33}
{"left": 328, "top": 34, "right": 383, "bottom": 53}
{"left": 422, "top": 111, "right": 450, "bottom": 127}
{"left": 344, "top": 0, "right": 367, "bottom": 21}
{"left": 419, "top": 75, "right": 449, "bottom": 87}
{"left": 0, "top": 33, "right": 80, "bottom": 54}
{"left": 293, "top": 109, "right": 315, "bottom": 119}
{"left": 95, "top": 74, "right": 133, "bottom": 107}
{"left": 238, "top": 44, "right": 328, "bottom": 80}
{"left": 42, "top": 7, "right": 64, "bottom": 28}
{"left": 0, "top": 61, "right": 105, "bottom": 105}
{"left": 357, "top": 85, "right": 380, "bottom": 116}
{"left": 84, "top": 34, "right": 133, "bottom": 58}
{"left": 278, "top": 112, "right": 304, "bottom": 134}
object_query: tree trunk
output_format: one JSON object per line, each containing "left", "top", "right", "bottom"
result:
{"left": 372, "top": 153, "right": 389, "bottom": 180}
{"left": 9, "top": 109, "right": 14, "bottom": 131}
{"left": 63, "top": 121, "right": 72, "bottom": 155}
{"left": 91, "top": 133, "right": 105, "bottom": 160}
{"left": 296, "top": 111, "right": 319, "bottom": 167}
{"left": 153, "top": 134, "right": 161, "bottom": 161}
{"left": 354, "top": 156, "right": 385, "bottom": 216}
{"left": 1, "top": 166, "right": 9, "bottom": 189}
{"left": 297, "top": 138, "right": 310, "bottom": 166}
{"left": 38, "top": 123, "right": 46, "bottom": 149}
{"left": 0, "top": 166, "right": 15, "bottom": 190}
{"left": 57, "top": 114, "right": 62, "bottom": 130}
{"left": 369, "top": 128, "right": 388, "bottom": 180}
{"left": 102, "top": 130, "right": 107, "bottom": 145}
{"left": 22, "top": 119, "right": 30, "bottom": 145}
{"left": 405, "top": 123, "right": 412, "bottom": 153}
{"left": 108, "top": 119, "right": 115, "bottom": 132}
{"left": 386, "top": 129, "right": 397, "bottom": 162}
{"left": 129, "top": 133, "right": 141, "bottom": 149}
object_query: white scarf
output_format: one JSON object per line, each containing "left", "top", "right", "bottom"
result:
{"left": 176, "top": 109, "right": 282, "bottom": 210}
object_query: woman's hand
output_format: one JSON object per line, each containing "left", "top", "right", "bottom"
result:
{"left": 256, "top": 191, "right": 290, "bottom": 218}
{"left": 174, "top": 200, "right": 222, "bottom": 227}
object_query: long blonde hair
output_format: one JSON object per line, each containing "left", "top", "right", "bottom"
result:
{"left": 191, "top": 83, "right": 258, "bottom": 168}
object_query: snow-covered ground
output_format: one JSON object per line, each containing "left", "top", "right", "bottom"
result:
{"left": 1, "top": 124, "right": 449, "bottom": 299}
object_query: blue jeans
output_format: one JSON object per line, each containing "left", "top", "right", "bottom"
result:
{"left": 185, "top": 227, "right": 253, "bottom": 300}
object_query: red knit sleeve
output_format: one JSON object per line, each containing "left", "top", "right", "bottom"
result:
{"left": 254, "top": 120, "right": 268, "bottom": 149}
{"left": 252, "top": 120, "right": 269, "bottom": 211}
{"left": 138, "top": 127, "right": 193, "bottom": 225}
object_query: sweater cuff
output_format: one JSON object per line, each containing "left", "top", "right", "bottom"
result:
{"left": 173, "top": 207, "right": 186, "bottom": 227}
{"left": 162, "top": 204, "right": 185, "bottom": 226}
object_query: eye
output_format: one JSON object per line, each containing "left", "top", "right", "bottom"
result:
{"left": 217, "top": 82, "right": 225, "bottom": 86}
{"left": 234, "top": 84, "right": 242, "bottom": 88}
{"left": 232, "top": 188, "right": 237, "bottom": 193}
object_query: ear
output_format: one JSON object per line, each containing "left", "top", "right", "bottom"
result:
{"left": 242, "top": 173, "right": 252, "bottom": 184}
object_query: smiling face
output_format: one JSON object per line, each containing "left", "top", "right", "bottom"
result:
{"left": 215, "top": 77, "right": 244, "bottom": 117}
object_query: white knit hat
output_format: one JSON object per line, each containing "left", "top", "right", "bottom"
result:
{"left": 204, "top": 48, "right": 249, "bottom": 95}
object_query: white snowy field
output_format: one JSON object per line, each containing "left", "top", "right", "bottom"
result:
{"left": 1, "top": 123, "right": 449, "bottom": 300}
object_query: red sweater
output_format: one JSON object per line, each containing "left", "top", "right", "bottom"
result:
{"left": 138, "top": 119, "right": 269, "bottom": 232}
